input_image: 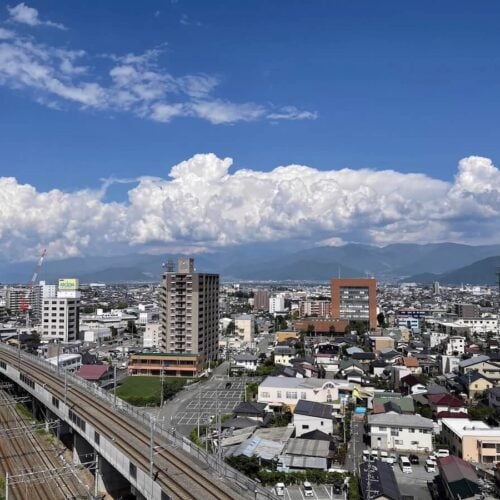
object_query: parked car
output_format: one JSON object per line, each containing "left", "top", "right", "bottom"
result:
{"left": 303, "top": 481, "right": 314, "bottom": 497}
{"left": 435, "top": 449, "right": 450, "bottom": 458}
{"left": 409, "top": 454, "right": 420, "bottom": 464}
{"left": 275, "top": 483, "right": 285, "bottom": 496}
{"left": 425, "top": 459, "right": 436, "bottom": 473}
{"left": 399, "top": 456, "right": 412, "bottom": 474}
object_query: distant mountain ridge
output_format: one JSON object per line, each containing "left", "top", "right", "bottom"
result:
{"left": 0, "top": 242, "right": 499, "bottom": 284}
{"left": 406, "top": 255, "right": 500, "bottom": 285}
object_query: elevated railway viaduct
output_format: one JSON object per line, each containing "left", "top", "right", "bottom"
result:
{"left": 0, "top": 344, "right": 274, "bottom": 500}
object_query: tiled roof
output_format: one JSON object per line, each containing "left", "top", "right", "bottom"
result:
{"left": 402, "top": 356, "right": 419, "bottom": 368}
{"left": 427, "top": 393, "right": 465, "bottom": 407}
{"left": 77, "top": 364, "right": 109, "bottom": 381}
{"left": 294, "top": 400, "right": 333, "bottom": 419}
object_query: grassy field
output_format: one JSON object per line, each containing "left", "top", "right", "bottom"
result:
{"left": 116, "top": 376, "right": 186, "bottom": 406}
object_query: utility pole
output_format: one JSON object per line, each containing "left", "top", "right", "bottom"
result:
{"left": 5, "top": 471, "right": 8, "bottom": 500}
{"left": 113, "top": 364, "right": 117, "bottom": 409}
{"left": 64, "top": 368, "right": 67, "bottom": 405}
{"left": 197, "top": 381, "right": 201, "bottom": 439}
{"left": 150, "top": 417, "right": 155, "bottom": 478}
{"left": 94, "top": 453, "right": 99, "bottom": 499}
{"left": 160, "top": 360, "right": 165, "bottom": 408}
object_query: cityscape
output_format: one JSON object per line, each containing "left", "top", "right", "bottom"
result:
{"left": 1, "top": 2, "right": 500, "bottom": 500}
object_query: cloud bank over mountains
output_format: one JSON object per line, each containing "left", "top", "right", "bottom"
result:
{"left": 0, "top": 154, "right": 498, "bottom": 262}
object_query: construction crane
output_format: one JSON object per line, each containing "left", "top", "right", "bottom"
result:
{"left": 20, "top": 249, "right": 47, "bottom": 329}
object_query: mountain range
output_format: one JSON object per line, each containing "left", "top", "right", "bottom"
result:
{"left": 0, "top": 242, "right": 499, "bottom": 284}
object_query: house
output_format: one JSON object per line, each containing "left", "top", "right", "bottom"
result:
{"left": 372, "top": 393, "right": 415, "bottom": 414}
{"left": 488, "top": 386, "right": 500, "bottom": 411}
{"left": 371, "top": 360, "right": 389, "bottom": 378}
{"left": 457, "top": 371, "right": 494, "bottom": 399}
{"left": 233, "top": 401, "right": 268, "bottom": 422}
{"left": 338, "top": 359, "right": 367, "bottom": 379}
{"left": 445, "top": 336, "right": 466, "bottom": 356}
{"left": 76, "top": 364, "right": 112, "bottom": 385}
{"left": 370, "top": 336, "right": 395, "bottom": 353}
{"left": 274, "top": 346, "right": 297, "bottom": 366}
{"left": 359, "top": 461, "right": 401, "bottom": 500}
{"left": 427, "top": 393, "right": 467, "bottom": 416}
{"left": 280, "top": 438, "right": 331, "bottom": 471}
{"left": 437, "top": 456, "right": 481, "bottom": 500}
{"left": 367, "top": 412, "right": 433, "bottom": 452}
{"left": 441, "top": 355, "right": 461, "bottom": 375}
{"left": 401, "top": 356, "right": 422, "bottom": 374}
{"left": 232, "top": 354, "right": 258, "bottom": 372}
{"left": 399, "top": 374, "right": 426, "bottom": 395}
{"left": 441, "top": 418, "right": 500, "bottom": 464}
{"left": 350, "top": 352, "right": 376, "bottom": 365}
{"left": 458, "top": 355, "right": 500, "bottom": 382}
{"left": 258, "top": 376, "right": 350, "bottom": 412}
{"left": 293, "top": 400, "right": 333, "bottom": 437}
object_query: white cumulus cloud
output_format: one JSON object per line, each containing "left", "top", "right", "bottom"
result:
{"left": 0, "top": 155, "right": 498, "bottom": 261}
{"left": 7, "top": 3, "right": 66, "bottom": 30}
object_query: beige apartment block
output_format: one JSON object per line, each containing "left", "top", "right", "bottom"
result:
{"left": 441, "top": 418, "right": 500, "bottom": 464}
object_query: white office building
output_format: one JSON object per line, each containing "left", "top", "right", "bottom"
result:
{"left": 269, "top": 296, "right": 286, "bottom": 314}
{"left": 41, "top": 279, "right": 81, "bottom": 343}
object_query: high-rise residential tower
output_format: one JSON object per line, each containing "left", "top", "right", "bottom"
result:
{"left": 331, "top": 278, "right": 377, "bottom": 330}
{"left": 160, "top": 258, "right": 219, "bottom": 362}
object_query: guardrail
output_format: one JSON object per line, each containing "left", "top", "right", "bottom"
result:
{"left": 0, "top": 344, "right": 276, "bottom": 500}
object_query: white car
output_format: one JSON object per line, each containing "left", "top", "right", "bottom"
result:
{"left": 275, "top": 483, "right": 285, "bottom": 496}
{"left": 303, "top": 481, "right": 314, "bottom": 497}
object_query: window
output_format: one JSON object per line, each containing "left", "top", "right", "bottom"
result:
{"left": 302, "top": 425, "right": 309, "bottom": 430}
{"left": 20, "top": 373, "right": 35, "bottom": 389}
{"left": 261, "top": 392, "right": 270, "bottom": 398}
{"left": 52, "top": 396, "right": 59, "bottom": 409}
{"left": 285, "top": 391, "right": 297, "bottom": 399}
{"left": 395, "top": 440, "right": 403, "bottom": 445}
{"left": 411, "top": 441, "right": 419, "bottom": 445}
{"left": 276, "top": 391, "right": 282, "bottom": 398}
{"left": 129, "top": 462, "right": 137, "bottom": 480}
{"left": 0, "top": 361, "right": 6, "bottom": 370}
{"left": 95, "top": 431, "right": 100, "bottom": 446}
{"left": 301, "top": 392, "right": 307, "bottom": 399}
{"left": 68, "top": 410, "right": 86, "bottom": 432}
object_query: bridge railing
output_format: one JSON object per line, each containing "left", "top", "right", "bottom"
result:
{"left": 0, "top": 344, "right": 276, "bottom": 499}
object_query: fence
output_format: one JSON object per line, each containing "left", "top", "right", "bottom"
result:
{"left": 0, "top": 344, "right": 276, "bottom": 499}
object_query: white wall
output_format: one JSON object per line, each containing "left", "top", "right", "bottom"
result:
{"left": 293, "top": 413, "right": 333, "bottom": 437}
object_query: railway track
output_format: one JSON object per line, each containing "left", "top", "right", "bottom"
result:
{"left": 0, "top": 389, "right": 89, "bottom": 499}
{"left": 0, "top": 348, "right": 238, "bottom": 500}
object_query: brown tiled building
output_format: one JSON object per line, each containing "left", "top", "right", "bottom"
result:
{"left": 331, "top": 278, "right": 377, "bottom": 330}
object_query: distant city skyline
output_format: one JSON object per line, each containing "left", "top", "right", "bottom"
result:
{"left": 0, "top": 1, "right": 499, "bottom": 261}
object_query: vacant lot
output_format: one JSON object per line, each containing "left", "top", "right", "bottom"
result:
{"left": 117, "top": 376, "right": 186, "bottom": 406}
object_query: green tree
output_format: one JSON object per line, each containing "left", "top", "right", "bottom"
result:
{"left": 162, "top": 378, "right": 186, "bottom": 401}
{"left": 226, "top": 321, "right": 235, "bottom": 336}
{"left": 377, "top": 311, "right": 386, "bottom": 327}
{"left": 126, "top": 320, "right": 137, "bottom": 334}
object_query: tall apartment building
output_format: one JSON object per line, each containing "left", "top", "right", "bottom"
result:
{"left": 41, "top": 279, "right": 81, "bottom": 342}
{"left": 298, "top": 300, "right": 331, "bottom": 318}
{"left": 331, "top": 278, "right": 377, "bottom": 330}
{"left": 253, "top": 289, "right": 270, "bottom": 311}
{"left": 159, "top": 258, "right": 219, "bottom": 362}
{"left": 269, "top": 295, "right": 286, "bottom": 314}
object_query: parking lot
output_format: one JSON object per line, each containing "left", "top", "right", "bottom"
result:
{"left": 269, "top": 484, "right": 344, "bottom": 500}
{"left": 174, "top": 379, "right": 246, "bottom": 426}
{"left": 392, "top": 459, "right": 435, "bottom": 500}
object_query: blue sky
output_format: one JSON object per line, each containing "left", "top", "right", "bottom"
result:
{"left": 0, "top": 1, "right": 499, "bottom": 260}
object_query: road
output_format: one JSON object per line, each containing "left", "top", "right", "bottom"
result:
{"left": 344, "top": 418, "right": 364, "bottom": 473}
